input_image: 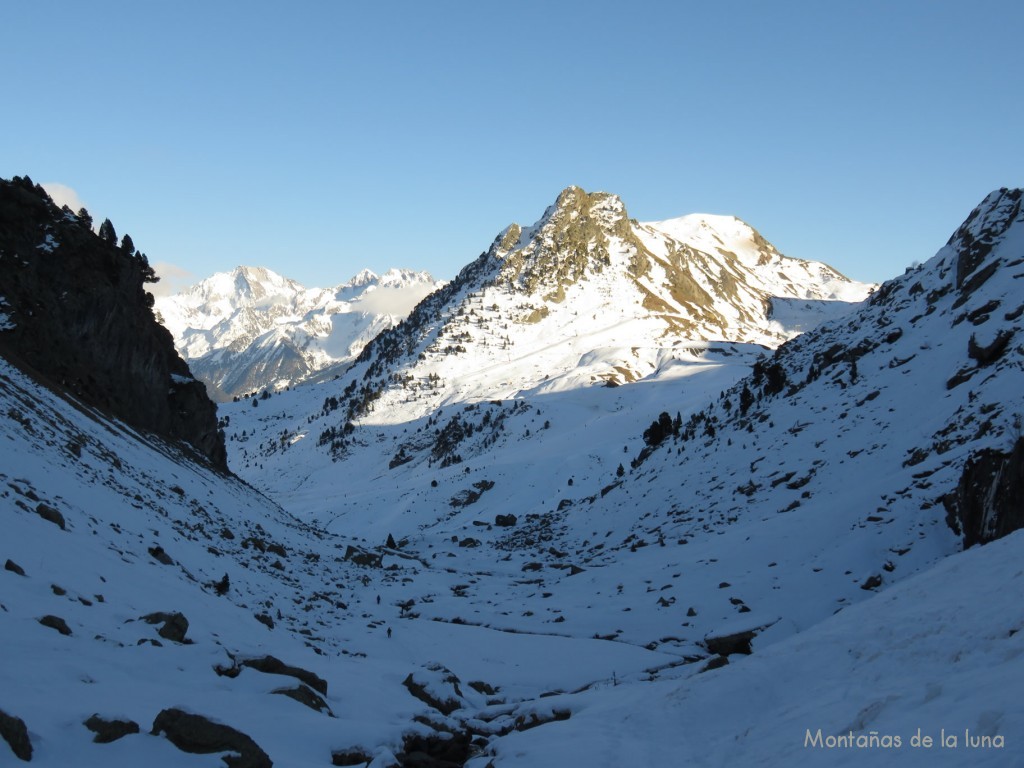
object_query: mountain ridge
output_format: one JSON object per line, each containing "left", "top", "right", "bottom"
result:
{"left": 327, "top": 185, "right": 874, "bottom": 427}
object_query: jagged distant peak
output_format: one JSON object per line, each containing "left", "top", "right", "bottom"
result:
{"left": 345, "top": 268, "right": 379, "bottom": 287}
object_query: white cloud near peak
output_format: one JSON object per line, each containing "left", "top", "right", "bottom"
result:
{"left": 41, "top": 182, "right": 86, "bottom": 213}
{"left": 149, "top": 262, "right": 196, "bottom": 297}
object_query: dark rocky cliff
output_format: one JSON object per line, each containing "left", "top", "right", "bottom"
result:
{"left": 944, "top": 437, "right": 1024, "bottom": 548}
{"left": 0, "top": 175, "right": 227, "bottom": 469}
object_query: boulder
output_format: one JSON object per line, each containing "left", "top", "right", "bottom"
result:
{"left": 0, "top": 708, "right": 32, "bottom": 761}
{"left": 150, "top": 708, "right": 271, "bottom": 768}
{"left": 217, "top": 655, "right": 327, "bottom": 695}
{"left": 35, "top": 502, "right": 65, "bottom": 530}
{"left": 142, "top": 611, "right": 189, "bottom": 643}
{"left": 38, "top": 614, "right": 72, "bottom": 635}
{"left": 402, "top": 664, "right": 464, "bottom": 716}
{"left": 84, "top": 713, "right": 140, "bottom": 743}
{"left": 331, "top": 747, "right": 373, "bottom": 766}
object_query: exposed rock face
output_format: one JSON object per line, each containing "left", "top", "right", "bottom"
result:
{"left": 944, "top": 437, "right": 1024, "bottom": 548}
{"left": 704, "top": 629, "right": 757, "bottom": 656}
{"left": 948, "top": 187, "right": 1022, "bottom": 291}
{"left": 0, "top": 176, "right": 226, "bottom": 469}
{"left": 151, "top": 708, "right": 272, "bottom": 768}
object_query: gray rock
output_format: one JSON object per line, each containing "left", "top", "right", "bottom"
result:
{"left": 84, "top": 713, "right": 140, "bottom": 743}
{"left": 271, "top": 685, "right": 333, "bottom": 716}
{"left": 944, "top": 436, "right": 1024, "bottom": 547}
{"left": 151, "top": 708, "right": 271, "bottom": 768}
{"left": 331, "top": 747, "right": 373, "bottom": 766}
{"left": 216, "top": 655, "right": 327, "bottom": 695}
{"left": 0, "top": 708, "right": 32, "bottom": 761}
{"left": 35, "top": 502, "right": 65, "bottom": 530}
{"left": 142, "top": 611, "right": 189, "bottom": 643}
{"left": 38, "top": 614, "right": 72, "bottom": 635}
{"left": 705, "top": 628, "right": 756, "bottom": 656}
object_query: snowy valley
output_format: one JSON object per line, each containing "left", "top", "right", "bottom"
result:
{"left": 1, "top": 177, "right": 1022, "bottom": 767}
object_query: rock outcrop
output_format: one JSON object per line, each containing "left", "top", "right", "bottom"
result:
{"left": 0, "top": 175, "right": 226, "bottom": 469}
{"left": 944, "top": 437, "right": 1024, "bottom": 548}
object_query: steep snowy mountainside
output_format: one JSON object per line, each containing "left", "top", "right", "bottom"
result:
{"left": 320, "top": 186, "right": 873, "bottom": 427}
{"left": 155, "top": 266, "right": 441, "bottom": 399}
{"left": 0, "top": 176, "right": 225, "bottom": 468}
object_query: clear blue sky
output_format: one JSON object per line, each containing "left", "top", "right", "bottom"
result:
{"left": 3, "top": 1, "right": 1021, "bottom": 292}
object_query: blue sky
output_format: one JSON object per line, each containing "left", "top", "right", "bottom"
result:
{"left": 3, "top": 1, "right": 1022, "bottom": 292}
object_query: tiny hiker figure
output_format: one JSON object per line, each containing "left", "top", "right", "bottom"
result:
{"left": 376, "top": 594, "right": 381, "bottom": 605}
{"left": 386, "top": 626, "right": 392, "bottom": 639}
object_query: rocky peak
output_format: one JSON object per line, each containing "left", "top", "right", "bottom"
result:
{"left": 346, "top": 268, "right": 379, "bottom": 288}
{"left": 496, "top": 186, "right": 631, "bottom": 299}
{"left": 0, "top": 175, "right": 227, "bottom": 469}
{"left": 947, "top": 187, "right": 1023, "bottom": 291}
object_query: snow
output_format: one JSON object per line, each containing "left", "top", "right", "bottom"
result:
{"left": 35, "top": 232, "right": 58, "bottom": 253}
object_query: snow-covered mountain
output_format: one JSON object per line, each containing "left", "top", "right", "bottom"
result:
{"left": 330, "top": 186, "right": 872, "bottom": 425}
{"left": 4, "top": 177, "right": 1022, "bottom": 767}
{"left": 155, "top": 266, "right": 442, "bottom": 400}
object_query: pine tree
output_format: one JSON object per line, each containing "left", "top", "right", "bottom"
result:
{"left": 77, "top": 208, "right": 93, "bottom": 228}
{"left": 98, "top": 218, "right": 117, "bottom": 244}
{"left": 120, "top": 233, "right": 135, "bottom": 255}
{"left": 136, "top": 251, "right": 159, "bottom": 283}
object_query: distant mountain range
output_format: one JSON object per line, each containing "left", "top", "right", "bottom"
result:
{"left": 155, "top": 266, "right": 442, "bottom": 400}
